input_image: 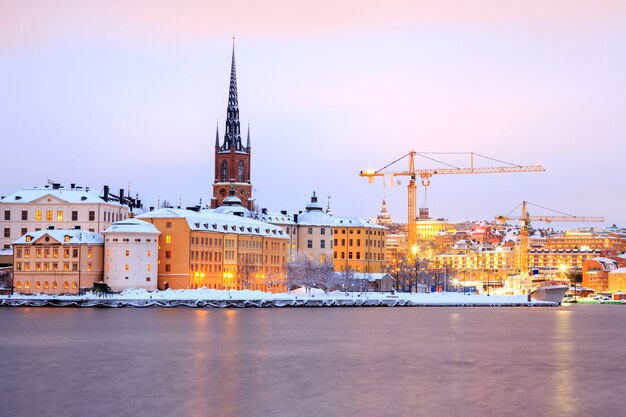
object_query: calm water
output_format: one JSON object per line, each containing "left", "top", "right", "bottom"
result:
{"left": 1, "top": 305, "right": 625, "bottom": 417}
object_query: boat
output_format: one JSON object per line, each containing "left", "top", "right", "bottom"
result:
{"left": 530, "top": 279, "right": 569, "bottom": 304}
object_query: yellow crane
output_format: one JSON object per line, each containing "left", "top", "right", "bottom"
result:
{"left": 495, "top": 201, "right": 604, "bottom": 273}
{"left": 360, "top": 151, "right": 545, "bottom": 251}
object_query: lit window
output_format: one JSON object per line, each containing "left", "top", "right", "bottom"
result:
{"left": 35, "top": 210, "right": 42, "bottom": 221}
{"left": 15, "top": 282, "right": 21, "bottom": 289}
{"left": 125, "top": 250, "right": 130, "bottom": 257}
{"left": 72, "top": 263, "right": 78, "bottom": 271}
{"left": 87, "top": 263, "right": 92, "bottom": 272}
{"left": 147, "top": 250, "right": 151, "bottom": 257}
{"left": 44, "top": 282, "right": 49, "bottom": 289}
{"left": 57, "top": 210, "right": 63, "bottom": 221}
{"left": 72, "top": 282, "right": 78, "bottom": 289}
{"left": 147, "top": 264, "right": 151, "bottom": 271}
{"left": 25, "top": 281, "right": 30, "bottom": 289}
{"left": 46, "top": 210, "right": 52, "bottom": 221}
{"left": 87, "top": 248, "right": 93, "bottom": 258}
{"left": 165, "top": 236, "right": 172, "bottom": 243}
{"left": 52, "top": 249, "right": 58, "bottom": 258}
{"left": 125, "top": 264, "right": 129, "bottom": 271}
{"left": 64, "top": 235, "right": 71, "bottom": 242}
{"left": 36, "top": 249, "right": 42, "bottom": 258}
{"left": 25, "top": 235, "right": 32, "bottom": 242}
{"left": 63, "top": 281, "right": 69, "bottom": 289}
{"left": 36, "top": 281, "right": 41, "bottom": 289}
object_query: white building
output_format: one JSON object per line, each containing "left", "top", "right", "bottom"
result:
{"left": 1, "top": 183, "right": 130, "bottom": 250}
{"left": 294, "top": 192, "right": 334, "bottom": 264}
{"left": 103, "top": 218, "right": 160, "bottom": 292}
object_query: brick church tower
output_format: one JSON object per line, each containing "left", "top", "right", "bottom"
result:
{"left": 211, "top": 42, "right": 254, "bottom": 210}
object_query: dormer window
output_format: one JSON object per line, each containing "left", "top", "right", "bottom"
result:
{"left": 25, "top": 235, "right": 32, "bottom": 242}
{"left": 64, "top": 235, "right": 71, "bottom": 242}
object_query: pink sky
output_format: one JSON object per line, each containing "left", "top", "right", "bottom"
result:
{"left": 1, "top": 1, "right": 625, "bottom": 226}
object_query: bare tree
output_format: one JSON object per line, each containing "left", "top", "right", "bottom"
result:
{"left": 316, "top": 258, "right": 338, "bottom": 294}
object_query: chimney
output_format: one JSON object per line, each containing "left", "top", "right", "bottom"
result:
{"left": 261, "top": 208, "right": 268, "bottom": 214}
{"left": 293, "top": 214, "right": 299, "bottom": 223}
{"left": 119, "top": 189, "right": 125, "bottom": 205}
{"left": 103, "top": 185, "right": 110, "bottom": 202}
{"left": 52, "top": 183, "right": 60, "bottom": 189}
{"left": 281, "top": 210, "right": 287, "bottom": 215}
{"left": 71, "top": 183, "right": 76, "bottom": 189}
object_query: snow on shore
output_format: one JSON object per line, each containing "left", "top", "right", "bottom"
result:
{"left": 1, "top": 288, "right": 544, "bottom": 306}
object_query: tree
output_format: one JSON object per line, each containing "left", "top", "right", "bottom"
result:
{"left": 316, "top": 258, "right": 338, "bottom": 294}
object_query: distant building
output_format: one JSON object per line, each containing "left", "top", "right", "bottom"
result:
{"left": 608, "top": 268, "right": 626, "bottom": 292}
{"left": 373, "top": 197, "right": 393, "bottom": 226}
{"left": 103, "top": 218, "right": 160, "bottom": 292}
{"left": 12, "top": 229, "right": 104, "bottom": 294}
{"left": 433, "top": 241, "right": 515, "bottom": 283}
{"left": 414, "top": 218, "right": 454, "bottom": 243}
{"left": 527, "top": 248, "right": 601, "bottom": 273}
{"left": 0, "top": 183, "right": 130, "bottom": 250}
{"left": 582, "top": 257, "right": 619, "bottom": 292}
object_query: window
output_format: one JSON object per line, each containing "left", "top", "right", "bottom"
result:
{"left": 72, "top": 211, "right": 78, "bottom": 221}
{"left": 46, "top": 210, "right": 52, "bottom": 221}
{"left": 125, "top": 250, "right": 130, "bottom": 257}
{"left": 221, "top": 160, "right": 228, "bottom": 182}
{"left": 24, "top": 249, "right": 30, "bottom": 258}
{"left": 64, "top": 248, "right": 70, "bottom": 258}
{"left": 125, "top": 264, "right": 129, "bottom": 271}
{"left": 21, "top": 210, "right": 27, "bottom": 221}
{"left": 320, "top": 240, "right": 326, "bottom": 249}
{"left": 26, "top": 235, "right": 32, "bottom": 242}
{"left": 165, "top": 235, "right": 172, "bottom": 243}
{"left": 147, "top": 264, "right": 151, "bottom": 271}
{"left": 165, "top": 264, "right": 171, "bottom": 272}
{"left": 89, "top": 211, "right": 95, "bottom": 221}
{"left": 88, "top": 248, "right": 93, "bottom": 258}
{"left": 36, "top": 249, "right": 42, "bottom": 258}
{"left": 357, "top": 239, "right": 361, "bottom": 247}
{"left": 307, "top": 227, "right": 313, "bottom": 235}
{"left": 64, "top": 235, "right": 71, "bottom": 242}
{"left": 165, "top": 251, "right": 171, "bottom": 259}
{"left": 307, "top": 239, "right": 313, "bottom": 249}
{"left": 166, "top": 221, "right": 172, "bottom": 228}
{"left": 348, "top": 252, "right": 353, "bottom": 259}
{"left": 356, "top": 252, "right": 361, "bottom": 260}
{"left": 147, "top": 250, "right": 151, "bottom": 257}
{"left": 72, "top": 249, "right": 78, "bottom": 258}
{"left": 146, "top": 277, "right": 151, "bottom": 282}
{"left": 57, "top": 210, "right": 64, "bottom": 221}
{"left": 35, "top": 210, "right": 42, "bottom": 221}
{"left": 238, "top": 161, "right": 244, "bottom": 182}
{"left": 3, "top": 228, "right": 9, "bottom": 238}
{"left": 321, "top": 228, "right": 325, "bottom": 235}
{"left": 3, "top": 210, "right": 9, "bottom": 221}
{"left": 72, "top": 263, "right": 78, "bottom": 271}
{"left": 21, "top": 228, "right": 27, "bottom": 236}
{"left": 349, "top": 239, "right": 353, "bottom": 246}
{"left": 16, "top": 249, "right": 22, "bottom": 258}
{"left": 63, "top": 281, "right": 69, "bottom": 289}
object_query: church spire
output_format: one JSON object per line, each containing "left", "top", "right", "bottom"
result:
{"left": 215, "top": 120, "right": 220, "bottom": 147}
{"left": 246, "top": 121, "right": 251, "bottom": 148}
{"left": 221, "top": 37, "right": 243, "bottom": 152}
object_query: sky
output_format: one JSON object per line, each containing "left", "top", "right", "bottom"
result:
{"left": 1, "top": 0, "right": 625, "bottom": 228}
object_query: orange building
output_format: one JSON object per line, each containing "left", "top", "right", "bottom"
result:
{"left": 137, "top": 208, "right": 288, "bottom": 291}
{"left": 582, "top": 257, "right": 619, "bottom": 292}
{"left": 333, "top": 217, "right": 386, "bottom": 273}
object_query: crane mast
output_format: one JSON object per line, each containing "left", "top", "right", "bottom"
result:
{"left": 360, "top": 151, "right": 545, "bottom": 252}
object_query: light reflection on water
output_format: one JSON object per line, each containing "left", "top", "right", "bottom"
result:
{"left": 1, "top": 305, "right": 625, "bottom": 417}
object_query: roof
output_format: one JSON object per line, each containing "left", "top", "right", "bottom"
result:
{"left": 260, "top": 212, "right": 295, "bottom": 226}
{"left": 610, "top": 267, "right": 626, "bottom": 274}
{"left": 13, "top": 229, "right": 104, "bottom": 245}
{"left": 333, "top": 217, "right": 387, "bottom": 230}
{"left": 137, "top": 208, "right": 288, "bottom": 238}
{"left": 0, "top": 185, "right": 124, "bottom": 206}
{"left": 103, "top": 218, "right": 160, "bottom": 235}
{"left": 297, "top": 210, "right": 333, "bottom": 226}
{"left": 211, "top": 205, "right": 252, "bottom": 217}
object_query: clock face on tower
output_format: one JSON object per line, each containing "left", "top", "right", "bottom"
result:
{"left": 219, "top": 188, "right": 226, "bottom": 196}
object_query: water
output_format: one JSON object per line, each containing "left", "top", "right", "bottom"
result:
{"left": 1, "top": 305, "right": 624, "bottom": 417}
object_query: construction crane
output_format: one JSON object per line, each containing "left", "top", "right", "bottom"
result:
{"left": 360, "top": 151, "right": 545, "bottom": 251}
{"left": 495, "top": 201, "right": 604, "bottom": 273}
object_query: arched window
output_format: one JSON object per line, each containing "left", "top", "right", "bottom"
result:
{"left": 44, "top": 281, "right": 49, "bottom": 289}
{"left": 63, "top": 281, "right": 69, "bottom": 289}
{"left": 238, "top": 161, "right": 245, "bottom": 182}
{"left": 52, "top": 281, "right": 57, "bottom": 289}
{"left": 15, "top": 281, "right": 21, "bottom": 289}
{"left": 72, "top": 282, "right": 78, "bottom": 290}
{"left": 220, "top": 161, "right": 228, "bottom": 182}
{"left": 25, "top": 281, "right": 30, "bottom": 289}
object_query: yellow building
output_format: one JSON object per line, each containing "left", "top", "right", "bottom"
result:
{"left": 527, "top": 248, "right": 601, "bottom": 273}
{"left": 415, "top": 218, "right": 454, "bottom": 243}
{"left": 137, "top": 208, "right": 289, "bottom": 291}
{"left": 433, "top": 242, "right": 515, "bottom": 283}
{"left": 333, "top": 217, "right": 386, "bottom": 273}
{"left": 608, "top": 268, "right": 626, "bottom": 292}
{"left": 12, "top": 229, "right": 104, "bottom": 294}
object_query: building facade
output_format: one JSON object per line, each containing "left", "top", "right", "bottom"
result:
{"left": 293, "top": 193, "right": 334, "bottom": 265}
{"left": 0, "top": 183, "right": 129, "bottom": 250}
{"left": 12, "top": 229, "right": 104, "bottom": 294}
{"left": 103, "top": 218, "right": 160, "bottom": 292}
{"left": 137, "top": 208, "right": 288, "bottom": 291}
{"left": 333, "top": 217, "right": 387, "bottom": 273}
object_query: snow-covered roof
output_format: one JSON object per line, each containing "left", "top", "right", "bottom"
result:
{"left": 13, "top": 229, "right": 104, "bottom": 245}
{"left": 137, "top": 208, "right": 288, "bottom": 238}
{"left": 260, "top": 212, "right": 295, "bottom": 225}
{"left": 297, "top": 210, "right": 333, "bottom": 227}
{"left": 211, "top": 205, "right": 252, "bottom": 217}
{"left": 610, "top": 267, "right": 626, "bottom": 274}
{"left": 103, "top": 218, "right": 160, "bottom": 235}
{"left": 0, "top": 248, "right": 13, "bottom": 256}
{"left": 0, "top": 185, "right": 124, "bottom": 206}
{"left": 333, "top": 217, "right": 387, "bottom": 230}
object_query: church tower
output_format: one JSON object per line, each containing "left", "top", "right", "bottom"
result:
{"left": 211, "top": 40, "right": 254, "bottom": 210}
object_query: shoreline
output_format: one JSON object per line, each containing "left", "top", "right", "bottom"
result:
{"left": 0, "top": 289, "right": 559, "bottom": 308}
